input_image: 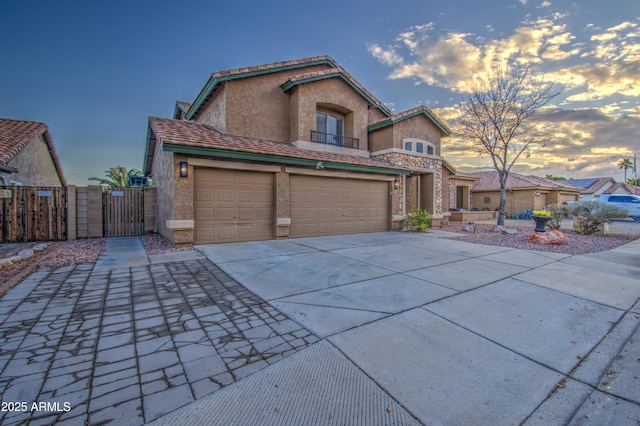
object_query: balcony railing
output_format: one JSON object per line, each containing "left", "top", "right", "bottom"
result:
{"left": 310, "top": 131, "right": 359, "bottom": 149}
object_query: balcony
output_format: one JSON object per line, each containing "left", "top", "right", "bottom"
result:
{"left": 310, "top": 131, "right": 359, "bottom": 149}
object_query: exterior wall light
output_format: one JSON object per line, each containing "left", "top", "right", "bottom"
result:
{"left": 179, "top": 161, "right": 188, "bottom": 178}
{"left": 394, "top": 177, "right": 400, "bottom": 189}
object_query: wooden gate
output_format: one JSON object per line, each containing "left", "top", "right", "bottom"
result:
{"left": 0, "top": 186, "right": 67, "bottom": 243}
{"left": 102, "top": 187, "right": 144, "bottom": 237}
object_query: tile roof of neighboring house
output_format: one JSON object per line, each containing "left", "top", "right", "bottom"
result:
{"left": 469, "top": 171, "right": 583, "bottom": 191}
{"left": 558, "top": 177, "right": 614, "bottom": 193}
{"left": 368, "top": 106, "right": 451, "bottom": 136}
{"left": 145, "top": 117, "right": 407, "bottom": 175}
{"left": 0, "top": 118, "right": 66, "bottom": 184}
{"left": 185, "top": 56, "right": 393, "bottom": 120}
{"left": 602, "top": 182, "right": 633, "bottom": 194}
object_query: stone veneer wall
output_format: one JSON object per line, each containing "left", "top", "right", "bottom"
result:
{"left": 448, "top": 177, "right": 474, "bottom": 210}
{"left": 372, "top": 152, "right": 443, "bottom": 215}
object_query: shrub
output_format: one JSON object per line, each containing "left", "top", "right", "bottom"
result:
{"left": 569, "top": 201, "right": 628, "bottom": 235}
{"left": 508, "top": 209, "right": 534, "bottom": 220}
{"left": 406, "top": 208, "right": 431, "bottom": 232}
{"left": 546, "top": 203, "right": 570, "bottom": 230}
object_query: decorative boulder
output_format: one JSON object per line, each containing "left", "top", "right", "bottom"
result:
{"left": 461, "top": 222, "right": 476, "bottom": 233}
{"left": 529, "top": 229, "right": 565, "bottom": 245}
{"left": 493, "top": 225, "right": 518, "bottom": 235}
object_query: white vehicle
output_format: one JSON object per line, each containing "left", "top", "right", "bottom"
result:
{"left": 598, "top": 194, "right": 640, "bottom": 221}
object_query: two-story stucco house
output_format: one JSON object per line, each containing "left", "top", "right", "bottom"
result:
{"left": 143, "top": 56, "right": 452, "bottom": 246}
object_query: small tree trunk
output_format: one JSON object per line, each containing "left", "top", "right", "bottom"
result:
{"left": 498, "top": 185, "right": 507, "bottom": 225}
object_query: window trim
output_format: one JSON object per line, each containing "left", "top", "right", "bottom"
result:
{"left": 402, "top": 138, "right": 436, "bottom": 156}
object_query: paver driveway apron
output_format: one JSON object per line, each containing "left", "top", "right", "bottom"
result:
{"left": 195, "top": 231, "right": 640, "bottom": 425}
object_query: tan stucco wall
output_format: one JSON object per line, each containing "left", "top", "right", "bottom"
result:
{"left": 197, "top": 89, "right": 226, "bottom": 131}
{"left": 369, "top": 115, "right": 444, "bottom": 154}
{"left": 6, "top": 134, "right": 63, "bottom": 186}
{"left": 472, "top": 189, "right": 548, "bottom": 214}
{"left": 219, "top": 64, "right": 331, "bottom": 143}
{"left": 290, "top": 78, "right": 370, "bottom": 150}
{"left": 151, "top": 145, "right": 176, "bottom": 242}
{"left": 368, "top": 126, "right": 393, "bottom": 153}
{"left": 391, "top": 116, "right": 443, "bottom": 154}
{"left": 368, "top": 108, "right": 388, "bottom": 125}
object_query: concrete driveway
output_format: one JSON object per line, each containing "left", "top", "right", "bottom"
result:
{"left": 163, "top": 230, "right": 640, "bottom": 425}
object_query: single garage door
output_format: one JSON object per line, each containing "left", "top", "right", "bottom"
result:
{"left": 194, "top": 168, "right": 274, "bottom": 244}
{"left": 290, "top": 175, "right": 389, "bottom": 238}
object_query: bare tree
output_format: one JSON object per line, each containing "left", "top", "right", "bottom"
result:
{"left": 457, "top": 65, "right": 560, "bottom": 225}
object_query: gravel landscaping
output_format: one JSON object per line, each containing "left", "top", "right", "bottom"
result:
{"left": 440, "top": 222, "right": 639, "bottom": 255}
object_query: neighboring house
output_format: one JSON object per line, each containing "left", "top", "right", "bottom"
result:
{"left": 557, "top": 177, "right": 617, "bottom": 201}
{"left": 468, "top": 171, "right": 581, "bottom": 214}
{"left": 144, "top": 55, "right": 453, "bottom": 245}
{"left": 0, "top": 118, "right": 66, "bottom": 186}
{"left": 602, "top": 181, "right": 637, "bottom": 195}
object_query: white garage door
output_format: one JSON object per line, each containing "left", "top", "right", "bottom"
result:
{"left": 194, "top": 168, "right": 273, "bottom": 244}
{"left": 290, "top": 175, "right": 389, "bottom": 238}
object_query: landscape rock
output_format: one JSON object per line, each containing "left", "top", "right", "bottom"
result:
{"left": 32, "top": 243, "right": 48, "bottom": 251}
{"left": 19, "top": 249, "right": 34, "bottom": 259}
{"left": 461, "top": 223, "right": 476, "bottom": 233}
{"left": 528, "top": 230, "right": 566, "bottom": 245}
{"left": 0, "top": 258, "right": 14, "bottom": 267}
{"left": 493, "top": 225, "right": 518, "bottom": 235}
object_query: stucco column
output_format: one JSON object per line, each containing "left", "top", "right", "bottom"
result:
{"left": 275, "top": 171, "right": 290, "bottom": 239}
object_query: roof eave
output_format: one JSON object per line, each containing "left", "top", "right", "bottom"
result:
{"left": 368, "top": 109, "right": 451, "bottom": 136}
{"left": 162, "top": 143, "right": 409, "bottom": 176}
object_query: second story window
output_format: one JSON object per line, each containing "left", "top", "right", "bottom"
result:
{"left": 311, "top": 111, "right": 359, "bottom": 149}
{"left": 316, "top": 112, "right": 344, "bottom": 144}
{"left": 416, "top": 142, "right": 424, "bottom": 153}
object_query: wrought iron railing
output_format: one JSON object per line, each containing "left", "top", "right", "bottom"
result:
{"left": 310, "top": 131, "right": 359, "bottom": 149}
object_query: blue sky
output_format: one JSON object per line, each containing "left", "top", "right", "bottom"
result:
{"left": 1, "top": 0, "right": 639, "bottom": 184}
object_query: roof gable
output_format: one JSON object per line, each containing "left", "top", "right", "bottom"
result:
{"left": 185, "top": 56, "right": 395, "bottom": 121}
{"left": 281, "top": 68, "right": 391, "bottom": 115}
{"left": 368, "top": 106, "right": 451, "bottom": 136}
{"left": 0, "top": 118, "right": 66, "bottom": 185}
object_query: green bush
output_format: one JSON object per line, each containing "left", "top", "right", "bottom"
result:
{"left": 546, "top": 203, "right": 570, "bottom": 230}
{"left": 406, "top": 208, "right": 431, "bottom": 232}
{"left": 569, "top": 201, "right": 628, "bottom": 235}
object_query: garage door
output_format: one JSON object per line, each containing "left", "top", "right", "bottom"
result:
{"left": 290, "top": 175, "right": 388, "bottom": 238}
{"left": 194, "top": 168, "right": 273, "bottom": 244}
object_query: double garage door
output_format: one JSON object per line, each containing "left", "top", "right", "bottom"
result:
{"left": 193, "top": 168, "right": 389, "bottom": 244}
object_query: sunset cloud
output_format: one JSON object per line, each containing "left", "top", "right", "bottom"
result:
{"left": 369, "top": 11, "right": 640, "bottom": 179}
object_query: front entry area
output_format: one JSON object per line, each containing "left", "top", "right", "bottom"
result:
{"left": 193, "top": 168, "right": 274, "bottom": 244}
{"left": 289, "top": 174, "right": 389, "bottom": 238}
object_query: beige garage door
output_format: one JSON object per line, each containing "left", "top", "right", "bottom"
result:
{"left": 194, "top": 168, "right": 273, "bottom": 244}
{"left": 290, "top": 175, "right": 389, "bottom": 238}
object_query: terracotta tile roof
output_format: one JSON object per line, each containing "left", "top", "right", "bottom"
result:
{"left": 175, "top": 101, "right": 191, "bottom": 112}
{"left": 602, "top": 182, "right": 633, "bottom": 194}
{"left": 0, "top": 118, "right": 66, "bottom": 184}
{"left": 469, "top": 170, "right": 582, "bottom": 191}
{"left": 369, "top": 105, "right": 451, "bottom": 136}
{"left": 209, "top": 56, "right": 335, "bottom": 79}
{"left": 0, "top": 118, "right": 47, "bottom": 166}
{"left": 147, "top": 117, "right": 406, "bottom": 173}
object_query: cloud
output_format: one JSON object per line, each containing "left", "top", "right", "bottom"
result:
{"left": 369, "top": 11, "right": 640, "bottom": 179}
{"left": 368, "top": 15, "right": 577, "bottom": 93}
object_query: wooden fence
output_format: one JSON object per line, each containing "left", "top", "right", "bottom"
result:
{"left": 0, "top": 186, "right": 67, "bottom": 243}
{"left": 103, "top": 187, "right": 144, "bottom": 237}
{"left": 0, "top": 186, "right": 156, "bottom": 243}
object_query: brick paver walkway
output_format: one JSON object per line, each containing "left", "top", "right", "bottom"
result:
{"left": 0, "top": 258, "right": 318, "bottom": 425}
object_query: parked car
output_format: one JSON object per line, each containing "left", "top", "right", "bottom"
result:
{"left": 598, "top": 194, "right": 640, "bottom": 220}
